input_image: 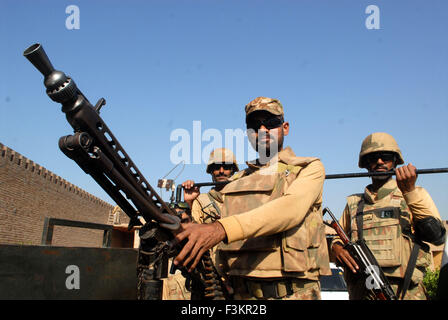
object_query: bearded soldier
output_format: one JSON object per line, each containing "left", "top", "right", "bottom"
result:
{"left": 173, "top": 97, "right": 331, "bottom": 300}
{"left": 331, "top": 132, "right": 446, "bottom": 300}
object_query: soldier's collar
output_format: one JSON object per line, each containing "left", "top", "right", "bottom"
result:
{"left": 245, "top": 147, "right": 294, "bottom": 169}
{"left": 364, "top": 178, "right": 398, "bottom": 203}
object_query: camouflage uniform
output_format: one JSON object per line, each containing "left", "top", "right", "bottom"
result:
{"left": 191, "top": 191, "right": 223, "bottom": 224}
{"left": 332, "top": 132, "right": 443, "bottom": 300}
{"left": 215, "top": 97, "right": 331, "bottom": 300}
{"left": 162, "top": 260, "right": 191, "bottom": 300}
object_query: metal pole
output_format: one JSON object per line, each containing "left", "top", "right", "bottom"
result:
{"left": 325, "top": 167, "right": 448, "bottom": 180}
{"left": 191, "top": 167, "right": 448, "bottom": 188}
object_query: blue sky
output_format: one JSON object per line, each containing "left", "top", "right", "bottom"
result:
{"left": 1, "top": 0, "right": 447, "bottom": 220}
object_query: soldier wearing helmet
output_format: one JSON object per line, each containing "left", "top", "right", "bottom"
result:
{"left": 182, "top": 148, "right": 239, "bottom": 224}
{"left": 173, "top": 97, "right": 331, "bottom": 300}
{"left": 331, "top": 132, "right": 445, "bottom": 300}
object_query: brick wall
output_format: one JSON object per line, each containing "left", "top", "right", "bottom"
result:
{"left": 0, "top": 142, "right": 115, "bottom": 247}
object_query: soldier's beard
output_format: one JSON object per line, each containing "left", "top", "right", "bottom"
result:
{"left": 370, "top": 165, "right": 392, "bottom": 181}
{"left": 372, "top": 175, "right": 390, "bottom": 181}
{"left": 251, "top": 130, "right": 283, "bottom": 165}
{"left": 257, "top": 144, "right": 277, "bottom": 165}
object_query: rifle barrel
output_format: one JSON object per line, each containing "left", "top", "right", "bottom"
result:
{"left": 191, "top": 167, "right": 448, "bottom": 187}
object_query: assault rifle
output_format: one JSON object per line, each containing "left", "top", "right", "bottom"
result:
{"left": 23, "top": 43, "right": 228, "bottom": 300}
{"left": 323, "top": 207, "right": 398, "bottom": 300}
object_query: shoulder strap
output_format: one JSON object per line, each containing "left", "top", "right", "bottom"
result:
{"left": 397, "top": 242, "right": 421, "bottom": 300}
{"left": 355, "top": 198, "right": 365, "bottom": 240}
{"left": 395, "top": 197, "right": 424, "bottom": 300}
{"left": 206, "top": 192, "right": 221, "bottom": 220}
{"left": 276, "top": 162, "right": 302, "bottom": 175}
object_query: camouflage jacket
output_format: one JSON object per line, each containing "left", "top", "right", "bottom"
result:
{"left": 191, "top": 189, "right": 223, "bottom": 224}
{"left": 216, "top": 147, "right": 331, "bottom": 279}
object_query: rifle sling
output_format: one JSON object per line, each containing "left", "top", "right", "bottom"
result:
{"left": 397, "top": 242, "right": 420, "bottom": 300}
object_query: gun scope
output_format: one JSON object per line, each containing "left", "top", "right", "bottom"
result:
{"left": 24, "top": 43, "right": 78, "bottom": 104}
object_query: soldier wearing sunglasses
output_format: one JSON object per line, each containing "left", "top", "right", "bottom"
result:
{"left": 173, "top": 97, "right": 331, "bottom": 300}
{"left": 182, "top": 148, "right": 239, "bottom": 224}
{"left": 331, "top": 132, "right": 445, "bottom": 300}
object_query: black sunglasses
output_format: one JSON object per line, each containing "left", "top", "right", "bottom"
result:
{"left": 364, "top": 152, "right": 396, "bottom": 164}
{"left": 246, "top": 117, "right": 284, "bottom": 131}
{"left": 209, "top": 163, "right": 235, "bottom": 171}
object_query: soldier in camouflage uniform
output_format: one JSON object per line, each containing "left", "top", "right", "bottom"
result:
{"left": 182, "top": 148, "right": 239, "bottom": 225}
{"left": 173, "top": 97, "right": 331, "bottom": 300}
{"left": 331, "top": 132, "right": 445, "bottom": 300}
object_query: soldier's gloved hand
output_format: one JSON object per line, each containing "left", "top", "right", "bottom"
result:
{"left": 332, "top": 242, "right": 359, "bottom": 274}
{"left": 173, "top": 222, "right": 227, "bottom": 272}
{"left": 396, "top": 163, "right": 417, "bottom": 194}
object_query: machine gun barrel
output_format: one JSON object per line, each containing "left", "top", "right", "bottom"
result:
{"left": 24, "top": 43, "right": 231, "bottom": 300}
{"left": 24, "top": 43, "right": 179, "bottom": 230}
{"left": 23, "top": 43, "right": 55, "bottom": 77}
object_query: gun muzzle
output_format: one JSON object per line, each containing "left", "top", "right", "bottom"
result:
{"left": 23, "top": 43, "right": 55, "bottom": 77}
{"left": 24, "top": 43, "right": 78, "bottom": 104}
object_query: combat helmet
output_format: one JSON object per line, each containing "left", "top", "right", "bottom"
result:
{"left": 358, "top": 132, "right": 404, "bottom": 168}
{"left": 206, "top": 148, "right": 239, "bottom": 174}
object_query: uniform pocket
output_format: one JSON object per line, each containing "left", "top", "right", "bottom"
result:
{"left": 282, "top": 210, "right": 327, "bottom": 272}
{"left": 356, "top": 207, "right": 402, "bottom": 267}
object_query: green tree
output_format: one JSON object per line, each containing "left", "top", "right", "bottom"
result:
{"left": 423, "top": 268, "right": 440, "bottom": 300}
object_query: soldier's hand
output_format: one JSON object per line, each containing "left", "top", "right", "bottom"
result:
{"left": 182, "top": 180, "right": 200, "bottom": 205}
{"left": 173, "top": 222, "right": 227, "bottom": 272}
{"left": 396, "top": 163, "right": 417, "bottom": 194}
{"left": 332, "top": 242, "right": 359, "bottom": 274}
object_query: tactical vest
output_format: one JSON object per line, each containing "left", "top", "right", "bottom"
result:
{"left": 195, "top": 192, "right": 222, "bottom": 224}
{"left": 347, "top": 192, "right": 431, "bottom": 284}
{"left": 217, "top": 161, "right": 331, "bottom": 278}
